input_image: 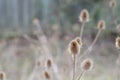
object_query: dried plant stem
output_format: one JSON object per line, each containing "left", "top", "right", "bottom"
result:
{"left": 80, "top": 29, "right": 102, "bottom": 58}
{"left": 28, "top": 20, "right": 62, "bottom": 80}
{"left": 80, "top": 22, "right": 85, "bottom": 39}
{"left": 21, "top": 60, "right": 29, "bottom": 80}
{"left": 111, "top": 7, "right": 118, "bottom": 25}
{"left": 72, "top": 55, "right": 76, "bottom": 80}
{"left": 108, "top": 7, "right": 117, "bottom": 26}
{"left": 77, "top": 71, "right": 85, "bottom": 80}
{"left": 90, "top": 29, "right": 101, "bottom": 47}
{"left": 23, "top": 34, "right": 39, "bottom": 45}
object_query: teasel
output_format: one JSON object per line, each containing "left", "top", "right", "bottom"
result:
{"left": 68, "top": 40, "right": 81, "bottom": 80}
{"left": 80, "top": 20, "right": 105, "bottom": 58}
{"left": 46, "top": 59, "right": 52, "bottom": 68}
{"left": 109, "top": 0, "right": 118, "bottom": 25}
{"left": 79, "top": 9, "right": 89, "bottom": 23}
{"left": 44, "top": 71, "right": 51, "bottom": 80}
{"left": 79, "top": 9, "right": 90, "bottom": 39}
{"left": 92, "top": 20, "right": 105, "bottom": 47}
{"left": 81, "top": 59, "right": 93, "bottom": 71}
{"left": 0, "top": 71, "right": 6, "bottom": 80}
{"left": 116, "top": 37, "right": 120, "bottom": 49}
{"left": 75, "top": 37, "right": 82, "bottom": 46}
{"left": 77, "top": 59, "right": 93, "bottom": 80}
{"left": 68, "top": 40, "right": 80, "bottom": 55}
{"left": 109, "top": 0, "right": 116, "bottom": 9}
{"left": 97, "top": 20, "right": 105, "bottom": 30}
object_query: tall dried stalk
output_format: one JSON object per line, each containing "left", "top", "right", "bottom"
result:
{"left": 80, "top": 29, "right": 102, "bottom": 58}
{"left": 26, "top": 19, "right": 62, "bottom": 80}
{"left": 72, "top": 55, "right": 76, "bottom": 80}
{"left": 80, "top": 22, "right": 85, "bottom": 39}
{"left": 77, "top": 71, "right": 85, "bottom": 80}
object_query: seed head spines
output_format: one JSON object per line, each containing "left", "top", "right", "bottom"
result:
{"left": 97, "top": 20, "right": 105, "bottom": 30}
{"left": 46, "top": 59, "right": 52, "bottom": 68}
{"left": 81, "top": 59, "right": 93, "bottom": 71}
{"left": 109, "top": 0, "right": 116, "bottom": 8}
{"left": 79, "top": 9, "right": 89, "bottom": 23}
{"left": 68, "top": 40, "right": 80, "bottom": 55}
{"left": 75, "top": 37, "right": 82, "bottom": 47}
{"left": 44, "top": 71, "right": 51, "bottom": 79}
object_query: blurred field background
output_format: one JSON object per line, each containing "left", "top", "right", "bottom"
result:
{"left": 0, "top": 0, "right": 120, "bottom": 80}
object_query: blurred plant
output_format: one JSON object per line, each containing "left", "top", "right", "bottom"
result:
{"left": 79, "top": 9, "right": 89, "bottom": 39}
{"left": 115, "top": 37, "right": 120, "bottom": 79}
{"left": 115, "top": 37, "right": 120, "bottom": 49}
{"left": 80, "top": 20, "right": 106, "bottom": 58}
{"left": 68, "top": 39, "right": 81, "bottom": 80}
{"left": 44, "top": 70, "right": 51, "bottom": 80}
{"left": 77, "top": 59, "right": 93, "bottom": 80}
{"left": 2, "top": 0, "right": 120, "bottom": 80}
{"left": 0, "top": 71, "right": 6, "bottom": 80}
{"left": 67, "top": 8, "right": 106, "bottom": 80}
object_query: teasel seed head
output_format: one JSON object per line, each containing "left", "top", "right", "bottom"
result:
{"left": 75, "top": 37, "right": 82, "bottom": 47}
{"left": 46, "top": 59, "right": 52, "bottom": 68}
{"left": 0, "top": 71, "right": 6, "bottom": 80}
{"left": 109, "top": 0, "right": 116, "bottom": 9}
{"left": 116, "top": 37, "right": 120, "bottom": 49}
{"left": 81, "top": 58, "right": 93, "bottom": 71}
{"left": 32, "top": 18, "right": 39, "bottom": 25}
{"left": 97, "top": 20, "right": 105, "bottom": 30}
{"left": 44, "top": 71, "right": 51, "bottom": 79}
{"left": 68, "top": 40, "right": 80, "bottom": 55}
{"left": 79, "top": 9, "right": 89, "bottom": 23}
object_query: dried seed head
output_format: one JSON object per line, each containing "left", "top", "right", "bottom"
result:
{"left": 46, "top": 59, "right": 52, "bottom": 68}
{"left": 75, "top": 37, "right": 82, "bottom": 47}
{"left": 32, "top": 18, "right": 39, "bottom": 25}
{"left": 79, "top": 9, "right": 89, "bottom": 23}
{"left": 81, "top": 59, "right": 93, "bottom": 71}
{"left": 97, "top": 20, "right": 105, "bottom": 30}
{"left": 68, "top": 40, "right": 80, "bottom": 55}
{"left": 109, "top": 0, "right": 116, "bottom": 8}
{"left": 0, "top": 71, "right": 5, "bottom": 80}
{"left": 44, "top": 71, "right": 51, "bottom": 79}
{"left": 116, "top": 37, "right": 120, "bottom": 49}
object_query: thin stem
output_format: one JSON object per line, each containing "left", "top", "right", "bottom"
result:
{"left": 72, "top": 55, "right": 76, "bottom": 80}
{"left": 31, "top": 20, "right": 62, "bottom": 80}
{"left": 23, "top": 34, "right": 39, "bottom": 45}
{"left": 80, "top": 29, "right": 102, "bottom": 59}
{"left": 108, "top": 7, "right": 118, "bottom": 27}
{"left": 80, "top": 22, "right": 85, "bottom": 39}
{"left": 77, "top": 71, "right": 85, "bottom": 80}
{"left": 90, "top": 29, "right": 101, "bottom": 47}
{"left": 111, "top": 8, "right": 117, "bottom": 25}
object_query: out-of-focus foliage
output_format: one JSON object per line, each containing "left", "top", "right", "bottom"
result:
{"left": 0, "top": 0, "right": 120, "bottom": 33}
